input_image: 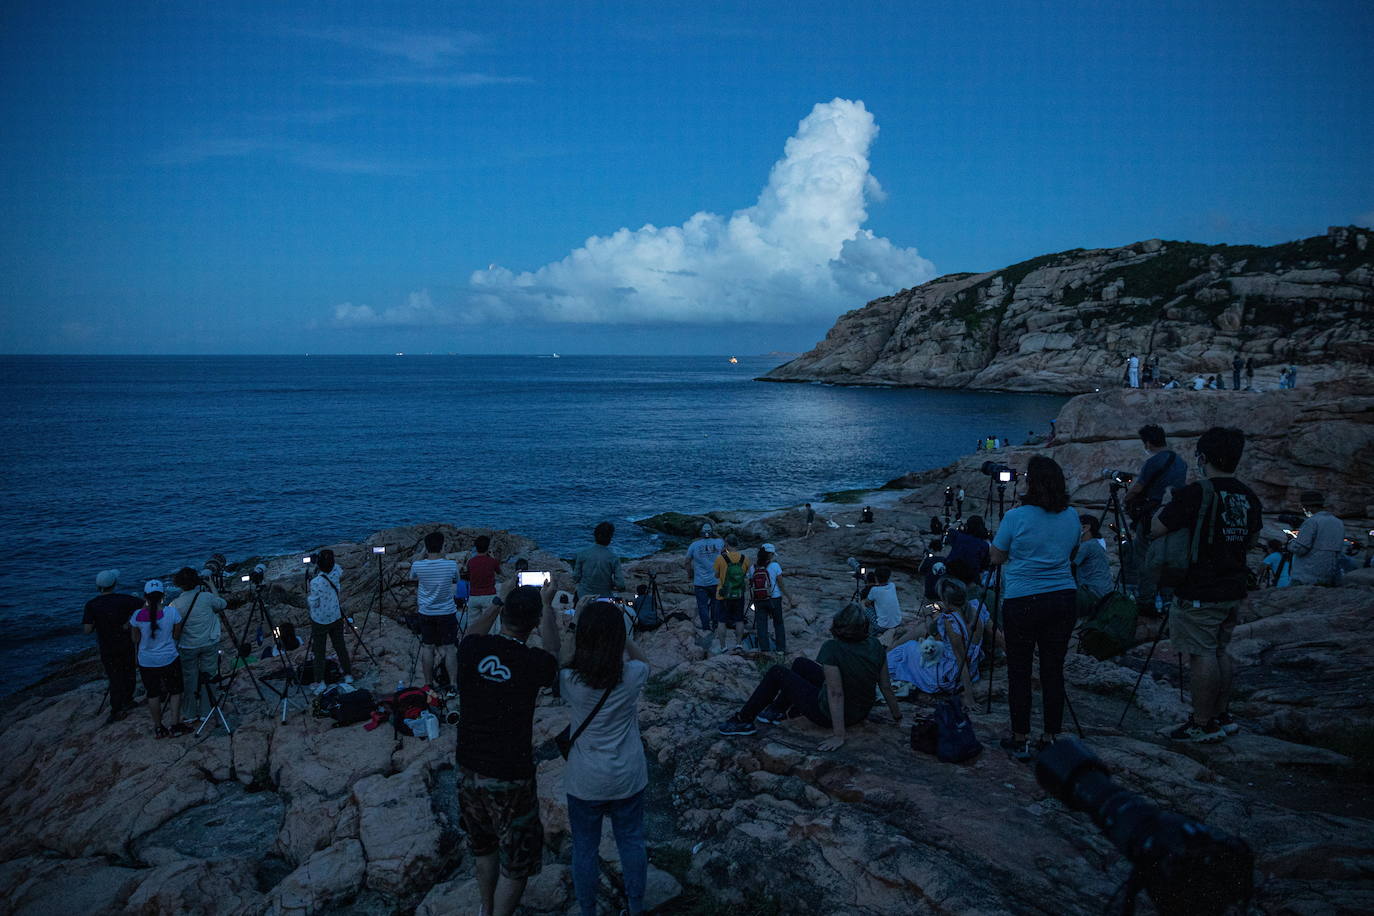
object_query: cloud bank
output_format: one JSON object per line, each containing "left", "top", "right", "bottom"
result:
{"left": 334, "top": 99, "right": 934, "bottom": 327}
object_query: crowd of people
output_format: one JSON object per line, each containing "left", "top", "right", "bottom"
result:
{"left": 81, "top": 411, "right": 1363, "bottom": 914}
{"left": 1122, "top": 352, "right": 1300, "bottom": 392}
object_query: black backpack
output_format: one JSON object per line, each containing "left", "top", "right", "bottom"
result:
{"left": 934, "top": 697, "right": 982, "bottom": 763}
{"left": 312, "top": 686, "right": 376, "bottom": 726}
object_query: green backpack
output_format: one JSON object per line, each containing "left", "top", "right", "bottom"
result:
{"left": 721, "top": 552, "right": 746, "bottom": 599}
{"left": 1154, "top": 479, "right": 1216, "bottom": 589}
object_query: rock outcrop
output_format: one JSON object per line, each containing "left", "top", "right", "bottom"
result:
{"left": 764, "top": 226, "right": 1374, "bottom": 394}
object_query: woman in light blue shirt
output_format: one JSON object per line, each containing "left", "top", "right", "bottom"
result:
{"left": 989, "top": 456, "right": 1080, "bottom": 761}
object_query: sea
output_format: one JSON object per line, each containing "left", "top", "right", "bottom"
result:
{"left": 0, "top": 355, "right": 1066, "bottom": 695}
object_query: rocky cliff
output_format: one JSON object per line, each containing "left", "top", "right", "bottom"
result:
{"left": 764, "top": 226, "right": 1374, "bottom": 394}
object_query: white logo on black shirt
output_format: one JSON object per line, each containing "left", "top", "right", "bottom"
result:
{"left": 477, "top": 655, "right": 512, "bottom": 682}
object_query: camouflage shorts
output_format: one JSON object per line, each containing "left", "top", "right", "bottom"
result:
{"left": 458, "top": 768, "right": 544, "bottom": 879}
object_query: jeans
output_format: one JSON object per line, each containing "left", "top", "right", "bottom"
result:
{"left": 693, "top": 586, "right": 720, "bottom": 631}
{"left": 100, "top": 648, "right": 138, "bottom": 714}
{"left": 755, "top": 596, "right": 786, "bottom": 652}
{"left": 736, "top": 658, "right": 828, "bottom": 726}
{"left": 310, "top": 618, "right": 352, "bottom": 683}
{"left": 1003, "top": 589, "right": 1076, "bottom": 736}
{"left": 568, "top": 789, "right": 647, "bottom": 916}
{"left": 179, "top": 644, "right": 220, "bottom": 719}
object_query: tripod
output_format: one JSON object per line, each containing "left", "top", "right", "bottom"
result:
{"left": 1116, "top": 604, "right": 1186, "bottom": 727}
{"left": 194, "top": 666, "right": 234, "bottom": 737}
{"left": 236, "top": 584, "right": 308, "bottom": 722}
{"left": 1100, "top": 481, "right": 1135, "bottom": 592}
{"left": 197, "top": 602, "right": 274, "bottom": 733}
{"left": 355, "top": 547, "right": 396, "bottom": 638}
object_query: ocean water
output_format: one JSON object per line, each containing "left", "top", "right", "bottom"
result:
{"left": 0, "top": 355, "right": 1066, "bottom": 693}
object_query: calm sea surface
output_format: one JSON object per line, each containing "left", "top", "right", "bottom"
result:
{"left": 0, "top": 355, "right": 1066, "bottom": 693}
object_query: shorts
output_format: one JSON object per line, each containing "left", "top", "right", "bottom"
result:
{"left": 419, "top": 613, "right": 458, "bottom": 646}
{"left": 1170, "top": 600, "right": 1239, "bottom": 656}
{"left": 468, "top": 594, "right": 497, "bottom": 612}
{"left": 140, "top": 658, "right": 184, "bottom": 699}
{"left": 719, "top": 597, "right": 747, "bottom": 627}
{"left": 458, "top": 768, "right": 544, "bottom": 879}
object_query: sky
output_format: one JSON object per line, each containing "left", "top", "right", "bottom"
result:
{"left": 1, "top": 0, "right": 1370, "bottom": 355}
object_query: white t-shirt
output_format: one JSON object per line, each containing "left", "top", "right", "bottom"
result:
{"left": 129, "top": 605, "right": 183, "bottom": 668}
{"left": 867, "top": 581, "right": 902, "bottom": 628}
{"left": 412, "top": 558, "right": 458, "bottom": 616}
{"left": 686, "top": 538, "right": 724, "bottom": 587}
{"left": 765, "top": 560, "right": 783, "bottom": 599}
{"left": 307, "top": 568, "right": 343, "bottom": 625}
{"left": 560, "top": 659, "right": 649, "bottom": 801}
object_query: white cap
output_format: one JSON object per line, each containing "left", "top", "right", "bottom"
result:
{"left": 95, "top": 569, "right": 120, "bottom": 589}
{"left": 144, "top": 579, "right": 165, "bottom": 595}
{"left": 761, "top": 543, "right": 776, "bottom": 553}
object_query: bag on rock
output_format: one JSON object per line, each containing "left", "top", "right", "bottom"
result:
{"left": 934, "top": 697, "right": 981, "bottom": 763}
{"left": 910, "top": 716, "right": 938, "bottom": 756}
{"left": 1078, "top": 592, "right": 1140, "bottom": 661}
{"left": 312, "top": 686, "right": 376, "bottom": 726}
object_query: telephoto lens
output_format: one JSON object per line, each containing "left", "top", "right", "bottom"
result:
{"left": 444, "top": 711, "right": 460, "bottom": 725}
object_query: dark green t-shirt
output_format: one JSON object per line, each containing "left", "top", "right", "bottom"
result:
{"left": 816, "top": 637, "right": 884, "bottom": 725}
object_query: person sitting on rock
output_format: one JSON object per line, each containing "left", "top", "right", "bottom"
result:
{"left": 1288, "top": 491, "right": 1345, "bottom": 586}
{"left": 718, "top": 602, "right": 902, "bottom": 752}
{"left": 887, "top": 577, "right": 986, "bottom": 698}
{"left": 1072, "top": 515, "right": 1113, "bottom": 615}
{"left": 455, "top": 583, "right": 561, "bottom": 916}
{"left": 1191, "top": 375, "right": 1206, "bottom": 390}
{"left": 861, "top": 565, "right": 902, "bottom": 638}
{"left": 559, "top": 600, "right": 651, "bottom": 916}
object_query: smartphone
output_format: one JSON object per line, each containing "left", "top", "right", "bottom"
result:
{"left": 372, "top": 546, "right": 386, "bottom": 555}
{"left": 519, "top": 571, "right": 551, "bottom": 587}
{"left": 302, "top": 556, "right": 312, "bottom": 564}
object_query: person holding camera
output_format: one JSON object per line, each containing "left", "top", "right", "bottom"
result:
{"left": 719, "top": 603, "right": 902, "bottom": 751}
{"left": 306, "top": 550, "right": 353, "bottom": 693}
{"left": 83, "top": 569, "right": 142, "bottom": 724}
{"left": 1287, "top": 491, "right": 1345, "bottom": 586}
{"left": 129, "top": 580, "right": 187, "bottom": 738}
{"left": 455, "top": 583, "right": 561, "bottom": 916}
{"left": 1124, "top": 425, "right": 1187, "bottom": 616}
{"left": 573, "top": 521, "right": 625, "bottom": 601}
{"left": 559, "top": 600, "right": 651, "bottom": 916}
{"left": 169, "top": 566, "right": 227, "bottom": 721}
{"left": 409, "top": 531, "right": 460, "bottom": 695}
{"left": 1152, "top": 427, "right": 1262, "bottom": 742}
{"left": 989, "top": 456, "right": 1081, "bottom": 762}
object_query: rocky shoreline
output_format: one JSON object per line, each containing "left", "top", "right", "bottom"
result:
{"left": 3, "top": 385, "right": 1372, "bottom": 915}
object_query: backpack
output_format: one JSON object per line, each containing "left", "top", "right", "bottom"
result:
{"left": 1078, "top": 592, "right": 1140, "bottom": 661}
{"left": 721, "top": 552, "right": 746, "bottom": 599}
{"left": 750, "top": 565, "right": 772, "bottom": 602}
{"left": 933, "top": 696, "right": 982, "bottom": 763}
{"left": 313, "top": 686, "right": 376, "bottom": 726}
{"left": 1156, "top": 480, "right": 1217, "bottom": 589}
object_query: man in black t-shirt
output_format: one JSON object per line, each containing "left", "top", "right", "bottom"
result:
{"left": 456, "top": 583, "right": 560, "bottom": 916}
{"left": 82, "top": 569, "right": 143, "bottom": 723}
{"left": 1153, "top": 427, "right": 1262, "bottom": 743}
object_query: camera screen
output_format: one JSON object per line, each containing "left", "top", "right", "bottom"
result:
{"left": 372, "top": 546, "right": 386, "bottom": 554}
{"left": 302, "top": 556, "right": 312, "bottom": 564}
{"left": 998, "top": 470, "right": 1013, "bottom": 483}
{"left": 518, "top": 571, "right": 551, "bottom": 587}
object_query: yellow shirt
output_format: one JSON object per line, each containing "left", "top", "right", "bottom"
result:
{"left": 712, "top": 550, "right": 753, "bottom": 600}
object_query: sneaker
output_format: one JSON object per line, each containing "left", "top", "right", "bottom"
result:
{"left": 1168, "top": 718, "right": 1225, "bottom": 743}
{"left": 718, "top": 718, "right": 757, "bottom": 736}
{"left": 344, "top": 675, "right": 355, "bottom": 686}
{"left": 445, "top": 687, "right": 459, "bottom": 701}
{"left": 1215, "top": 711, "right": 1241, "bottom": 735}
{"left": 1000, "top": 736, "right": 1033, "bottom": 762}
{"left": 755, "top": 708, "right": 786, "bottom": 726}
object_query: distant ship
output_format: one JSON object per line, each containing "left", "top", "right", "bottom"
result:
{"left": 551, "top": 353, "right": 560, "bottom": 358}
{"left": 729, "top": 356, "right": 738, "bottom": 364}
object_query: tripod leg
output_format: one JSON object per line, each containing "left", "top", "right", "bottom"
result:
{"left": 1117, "top": 613, "right": 1169, "bottom": 728}
{"left": 1063, "top": 687, "right": 1085, "bottom": 739}
{"left": 344, "top": 617, "right": 380, "bottom": 668}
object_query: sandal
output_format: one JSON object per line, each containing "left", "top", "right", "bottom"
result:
{"left": 154, "top": 723, "right": 170, "bottom": 739}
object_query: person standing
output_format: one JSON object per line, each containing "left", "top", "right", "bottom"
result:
{"left": 684, "top": 523, "right": 725, "bottom": 641}
{"left": 465, "top": 535, "right": 503, "bottom": 625}
{"left": 83, "top": 569, "right": 142, "bottom": 724}
{"left": 1245, "top": 358, "right": 1255, "bottom": 390}
{"left": 409, "top": 531, "right": 460, "bottom": 695}
{"left": 988, "top": 456, "right": 1081, "bottom": 761}
{"left": 752, "top": 544, "right": 796, "bottom": 654}
{"left": 560, "top": 601, "right": 651, "bottom": 916}
{"left": 169, "top": 566, "right": 228, "bottom": 720}
{"left": 1288, "top": 365, "right": 1299, "bottom": 389}
{"left": 306, "top": 550, "right": 353, "bottom": 693}
{"left": 1127, "top": 354, "right": 1140, "bottom": 389}
{"left": 456, "top": 584, "right": 560, "bottom": 916}
{"left": 129, "top": 580, "right": 186, "bottom": 738}
{"left": 573, "top": 521, "right": 625, "bottom": 600}
{"left": 804, "top": 503, "right": 816, "bottom": 537}
{"left": 1153, "top": 427, "right": 1262, "bottom": 742}
{"left": 1231, "top": 354, "right": 1243, "bottom": 391}
{"left": 1288, "top": 491, "right": 1345, "bottom": 586}
{"left": 711, "top": 534, "right": 752, "bottom": 653}
{"left": 1123, "top": 425, "right": 1187, "bottom": 616}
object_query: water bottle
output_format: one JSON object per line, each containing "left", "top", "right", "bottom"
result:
{"left": 396, "top": 679, "right": 405, "bottom": 693}
{"left": 256, "top": 625, "right": 263, "bottom": 645}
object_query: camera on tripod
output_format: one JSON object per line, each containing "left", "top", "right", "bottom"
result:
{"left": 1100, "top": 467, "right": 1136, "bottom": 487}
{"left": 240, "top": 563, "right": 268, "bottom": 586}
{"left": 1036, "top": 738, "right": 1253, "bottom": 916}
{"left": 980, "top": 461, "right": 1017, "bottom": 484}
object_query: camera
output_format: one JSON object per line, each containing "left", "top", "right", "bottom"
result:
{"left": 980, "top": 461, "right": 1017, "bottom": 483}
{"left": 1101, "top": 467, "right": 1136, "bottom": 486}
{"left": 240, "top": 563, "right": 268, "bottom": 586}
{"left": 1036, "top": 738, "right": 1252, "bottom": 916}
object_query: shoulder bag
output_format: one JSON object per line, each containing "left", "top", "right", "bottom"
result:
{"left": 556, "top": 684, "right": 614, "bottom": 759}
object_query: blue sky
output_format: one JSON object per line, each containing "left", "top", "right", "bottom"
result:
{"left": 1, "top": 0, "right": 1370, "bottom": 355}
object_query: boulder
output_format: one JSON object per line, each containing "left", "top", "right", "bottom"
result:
{"left": 352, "top": 764, "right": 450, "bottom": 893}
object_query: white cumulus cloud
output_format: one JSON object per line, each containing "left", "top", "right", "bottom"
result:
{"left": 333, "top": 98, "right": 934, "bottom": 328}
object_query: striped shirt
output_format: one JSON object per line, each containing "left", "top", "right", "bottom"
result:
{"left": 412, "top": 558, "right": 458, "bottom": 616}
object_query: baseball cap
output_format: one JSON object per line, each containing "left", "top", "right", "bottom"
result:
{"left": 95, "top": 569, "right": 120, "bottom": 589}
{"left": 144, "top": 579, "right": 166, "bottom": 595}
{"left": 700, "top": 523, "right": 713, "bottom": 536}
{"left": 761, "top": 543, "right": 776, "bottom": 553}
